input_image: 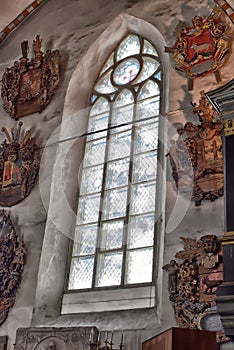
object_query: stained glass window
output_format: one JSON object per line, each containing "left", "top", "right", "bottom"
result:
{"left": 68, "top": 34, "right": 162, "bottom": 291}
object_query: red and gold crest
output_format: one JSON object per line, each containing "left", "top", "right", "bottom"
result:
{"left": 1, "top": 35, "right": 61, "bottom": 119}
{"left": 0, "top": 122, "right": 40, "bottom": 206}
{"left": 165, "top": 6, "right": 231, "bottom": 89}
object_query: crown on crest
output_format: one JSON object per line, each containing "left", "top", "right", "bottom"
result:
{"left": 1, "top": 35, "right": 61, "bottom": 119}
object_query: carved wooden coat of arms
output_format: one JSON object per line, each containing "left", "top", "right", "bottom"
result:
{"left": 163, "top": 234, "right": 229, "bottom": 344}
{"left": 0, "top": 210, "right": 26, "bottom": 326}
{"left": 0, "top": 122, "right": 40, "bottom": 206}
{"left": 167, "top": 91, "right": 223, "bottom": 206}
{"left": 165, "top": 7, "right": 231, "bottom": 89}
{"left": 1, "top": 35, "right": 61, "bottom": 119}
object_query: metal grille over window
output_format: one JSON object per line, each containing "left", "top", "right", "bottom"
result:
{"left": 68, "top": 34, "right": 162, "bottom": 291}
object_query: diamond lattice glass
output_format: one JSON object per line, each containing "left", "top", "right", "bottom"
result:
{"left": 133, "top": 58, "right": 160, "bottom": 84}
{"left": 80, "top": 164, "right": 104, "bottom": 194}
{"left": 87, "top": 113, "right": 108, "bottom": 140}
{"left": 126, "top": 248, "right": 153, "bottom": 284}
{"left": 137, "top": 80, "right": 160, "bottom": 100}
{"left": 133, "top": 151, "right": 157, "bottom": 183}
{"left": 108, "top": 130, "right": 132, "bottom": 160}
{"left": 127, "top": 214, "right": 155, "bottom": 248}
{"left": 116, "top": 35, "right": 140, "bottom": 61}
{"left": 77, "top": 193, "right": 101, "bottom": 225}
{"left": 136, "top": 96, "right": 160, "bottom": 119}
{"left": 96, "top": 252, "right": 123, "bottom": 286}
{"left": 131, "top": 182, "right": 156, "bottom": 215}
{"left": 83, "top": 138, "right": 106, "bottom": 167}
{"left": 100, "top": 220, "right": 124, "bottom": 250}
{"left": 103, "top": 187, "right": 128, "bottom": 220}
{"left": 114, "top": 89, "right": 134, "bottom": 107}
{"left": 94, "top": 71, "right": 118, "bottom": 94}
{"left": 73, "top": 224, "right": 97, "bottom": 256}
{"left": 143, "top": 40, "right": 158, "bottom": 56}
{"left": 134, "top": 122, "right": 158, "bottom": 154}
{"left": 106, "top": 159, "right": 129, "bottom": 189}
{"left": 90, "top": 97, "right": 110, "bottom": 116}
{"left": 68, "top": 257, "right": 94, "bottom": 289}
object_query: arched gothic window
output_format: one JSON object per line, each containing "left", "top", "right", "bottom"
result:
{"left": 68, "top": 34, "right": 162, "bottom": 291}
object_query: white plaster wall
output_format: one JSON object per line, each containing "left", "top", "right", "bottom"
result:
{"left": 0, "top": 0, "right": 233, "bottom": 349}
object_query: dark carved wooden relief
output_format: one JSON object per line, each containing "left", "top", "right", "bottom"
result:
{"left": 0, "top": 122, "right": 40, "bottom": 206}
{"left": 163, "top": 234, "right": 229, "bottom": 344}
{"left": 165, "top": 8, "right": 231, "bottom": 90}
{"left": 167, "top": 91, "right": 223, "bottom": 205}
{"left": 0, "top": 211, "right": 26, "bottom": 326}
{"left": 1, "top": 35, "right": 61, "bottom": 119}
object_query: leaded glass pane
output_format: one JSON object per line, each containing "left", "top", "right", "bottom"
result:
{"left": 134, "top": 123, "right": 158, "bottom": 154}
{"left": 94, "top": 71, "right": 118, "bottom": 94}
{"left": 100, "top": 220, "right": 123, "bottom": 250}
{"left": 116, "top": 35, "right": 140, "bottom": 61}
{"left": 128, "top": 214, "right": 154, "bottom": 248}
{"left": 154, "top": 71, "right": 161, "bottom": 80}
{"left": 131, "top": 182, "right": 156, "bottom": 215}
{"left": 100, "top": 52, "right": 114, "bottom": 76}
{"left": 143, "top": 40, "right": 158, "bottom": 56}
{"left": 136, "top": 96, "right": 160, "bottom": 119}
{"left": 103, "top": 187, "right": 128, "bottom": 220}
{"left": 133, "top": 58, "right": 160, "bottom": 84}
{"left": 113, "top": 58, "right": 140, "bottom": 85}
{"left": 83, "top": 138, "right": 106, "bottom": 167}
{"left": 108, "top": 130, "right": 131, "bottom": 160}
{"left": 106, "top": 159, "right": 129, "bottom": 189}
{"left": 126, "top": 248, "right": 153, "bottom": 284}
{"left": 137, "top": 80, "right": 160, "bottom": 100}
{"left": 90, "top": 97, "right": 110, "bottom": 116}
{"left": 73, "top": 224, "right": 97, "bottom": 256}
{"left": 68, "top": 257, "right": 94, "bottom": 289}
{"left": 114, "top": 89, "right": 134, "bottom": 107}
{"left": 77, "top": 193, "right": 101, "bottom": 224}
{"left": 80, "top": 164, "right": 104, "bottom": 195}
{"left": 87, "top": 113, "right": 108, "bottom": 141}
{"left": 96, "top": 252, "right": 123, "bottom": 286}
{"left": 133, "top": 151, "right": 157, "bottom": 183}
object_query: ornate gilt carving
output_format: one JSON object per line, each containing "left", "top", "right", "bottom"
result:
{"left": 167, "top": 91, "right": 224, "bottom": 205}
{"left": 163, "top": 234, "right": 230, "bottom": 343}
{"left": 1, "top": 35, "right": 61, "bottom": 119}
{"left": 0, "top": 210, "right": 26, "bottom": 326}
{"left": 0, "top": 122, "right": 40, "bottom": 206}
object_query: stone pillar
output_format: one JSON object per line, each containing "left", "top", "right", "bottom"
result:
{"left": 206, "top": 81, "right": 234, "bottom": 340}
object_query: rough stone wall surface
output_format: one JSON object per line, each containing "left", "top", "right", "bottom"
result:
{"left": 0, "top": 0, "right": 233, "bottom": 349}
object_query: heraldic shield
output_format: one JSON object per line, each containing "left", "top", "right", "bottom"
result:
{"left": 0, "top": 122, "right": 40, "bottom": 207}
{"left": 163, "top": 235, "right": 230, "bottom": 345}
{"left": 1, "top": 35, "right": 61, "bottom": 119}
{"left": 167, "top": 91, "right": 223, "bottom": 206}
{"left": 0, "top": 210, "right": 26, "bottom": 326}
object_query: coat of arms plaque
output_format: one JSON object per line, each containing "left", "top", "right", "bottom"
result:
{"left": 1, "top": 35, "right": 61, "bottom": 119}
{"left": 0, "top": 122, "right": 40, "bottom": 206}
{"left": 0, "top": 210, "right": 26, "bottom": 326}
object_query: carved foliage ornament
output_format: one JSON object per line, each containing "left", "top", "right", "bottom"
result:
{"left": 0, "top": 122, "right": 40, "bottom": 207}
{"left": 165, "top": 6, "right": 231, "bottom": 83}
{"left": 0, "top": 210, "right": 26, "bottom": 326}
{"left": 167, "top": 91, "right": 223, "bottom": 205}
{"left": 163, "top": 234, "right": 229, "bottom": 344}
{"left": 1, "top": 35, "right": 61, "bottom": 119}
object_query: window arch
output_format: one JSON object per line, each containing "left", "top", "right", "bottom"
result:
{"left": 68, "top": 34, "right": 163, "bottom": 291}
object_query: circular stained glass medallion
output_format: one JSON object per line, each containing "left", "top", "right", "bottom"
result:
{"left": 113, "top": 58, "right": 140, "bottom": 86}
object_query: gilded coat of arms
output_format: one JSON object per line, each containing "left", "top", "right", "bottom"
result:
{"left": 0, "top": 122, "right": 40, "bottom": 207}
{"left": 0, "top": 210, "right": 26, "bottom": 326}
{"left": 167, "top": 91, "right": 223, "bottom": 206}
{"left": 163, "top": 234, "right": 229, "bottom": 344}
{"left": 1, "top": 35, "right": 61, "bottom": 119}
{"left": 165, "top": 7, "right": 231, "bottom": 89}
